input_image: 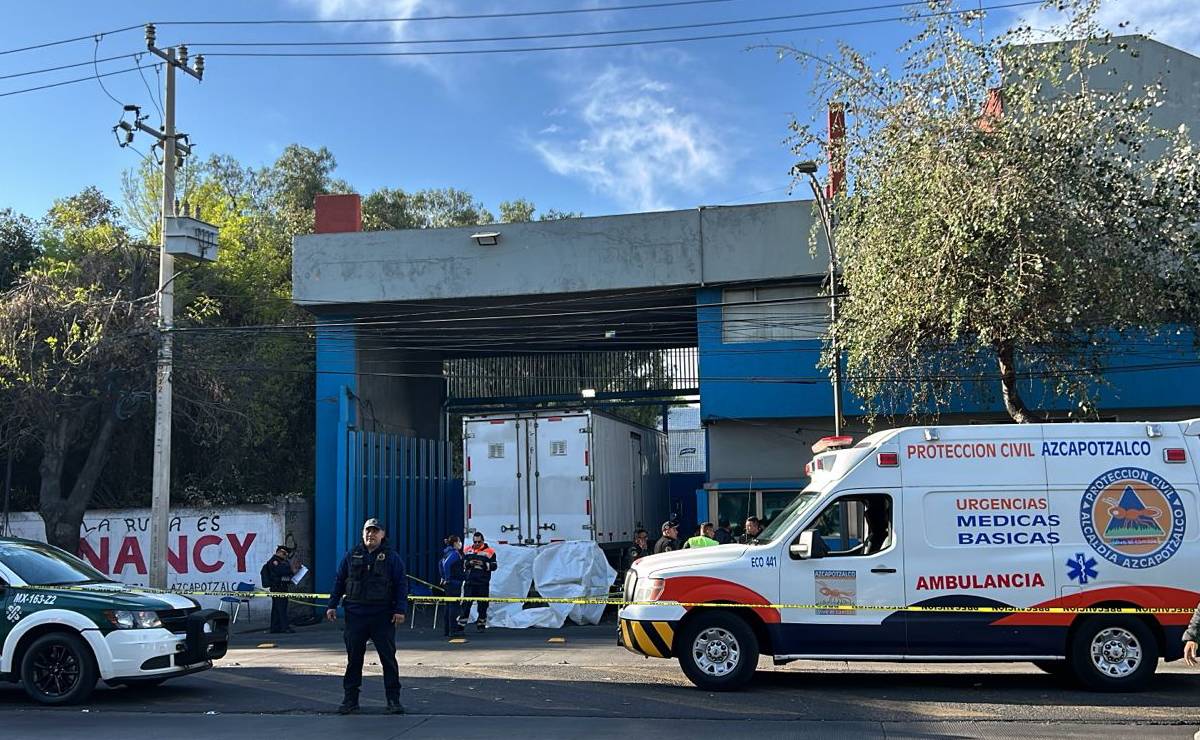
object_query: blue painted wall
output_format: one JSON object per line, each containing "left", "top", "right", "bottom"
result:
{"left": 314, "top": 320, "right": 357, "bottom": 593}
{"left": 698, "top": 284, "right": 1200, "bottom": 421}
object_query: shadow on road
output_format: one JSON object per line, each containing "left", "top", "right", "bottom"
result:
{"left": 2, "top": 661, "right": 1198, "bottom": 721}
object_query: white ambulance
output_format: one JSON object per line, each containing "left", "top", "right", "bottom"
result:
{"left": 618, "top": 421, "right": 1199, "bottom": 691}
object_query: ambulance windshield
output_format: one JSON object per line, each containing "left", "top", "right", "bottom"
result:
{"left": 754, "top": 490, "right": 821, "bottom": 544}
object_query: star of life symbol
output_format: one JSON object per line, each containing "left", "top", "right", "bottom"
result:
{"left": 1066, "top": 552, "right": 1098, "bottom": 584}
{"left": 5, "top": 604, "right": 21, "bottom": 623}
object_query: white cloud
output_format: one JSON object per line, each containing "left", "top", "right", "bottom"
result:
{"left": 1016, "top": 0, "right": 1200, "bottom": 55}
{"left": 289, "top": 0, "right": 451, "bottom": 79}
{"left": 530, "top": 66, "right": 730, "bottom": 212}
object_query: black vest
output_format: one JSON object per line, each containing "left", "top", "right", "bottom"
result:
{"left": 344, "top": 545, "right": 394, "bottom": 605}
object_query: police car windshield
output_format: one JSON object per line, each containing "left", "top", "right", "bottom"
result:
{"left": 754, "top": 491, "right": 821, "bottom": 544}
{"left": 0, "top": 541, "right": 112, "bottom": 586}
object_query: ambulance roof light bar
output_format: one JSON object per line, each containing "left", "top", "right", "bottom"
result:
{"left": 812, "top": 436, "right": 854, "bottom": 455}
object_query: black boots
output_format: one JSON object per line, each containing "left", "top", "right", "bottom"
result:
{"left": 337, "top": 693, "right": 359, "bottom": 715}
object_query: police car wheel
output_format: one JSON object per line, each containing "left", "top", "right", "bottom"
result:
{"left": 19, "top": 632, "right": 98, "bottom": 705}
{"left": 677, "top": 611, "right": 758, "bottom": 691}
{"left": 1068, "top": 616, "right": 1158, "bottom": 692}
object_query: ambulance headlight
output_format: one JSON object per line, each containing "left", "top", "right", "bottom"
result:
{"left": 632, "top": 578, "right": 665, "bottom": 603}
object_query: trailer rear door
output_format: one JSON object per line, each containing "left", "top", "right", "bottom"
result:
{"left": 533, "top": 414, "right": 593, "bottom": 543}
{"left": 465, "top": 417, "right": 528, "bottom": 544}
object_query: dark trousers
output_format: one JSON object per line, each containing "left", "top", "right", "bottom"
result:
{"left": 269, "top": 592, "right": 289, "bottom": 632}
{"left": 342, "top": 611, "right": 400, "bottom": 701}
{"left": 443, "top": 581, "right": 464, "bottom": 635}
{"left": 461, "top": 582, "right": 489, "bottom": 624}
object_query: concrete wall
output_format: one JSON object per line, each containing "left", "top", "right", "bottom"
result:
{"left": 356, "top": 341, "right": 444, "bottom": 438}
{"left": 293, "top": 201, "right": 823, "bottom": 304}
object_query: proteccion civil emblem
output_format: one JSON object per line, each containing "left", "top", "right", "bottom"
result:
{"left": 1080, "top": 467, "right": 1186, "bottom": 569}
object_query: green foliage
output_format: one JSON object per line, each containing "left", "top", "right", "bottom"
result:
{"left": 362, "top": 186, "right": 495, "bottom": 230}
{"left": 0, "top": 209, "right": 38, "bottom": 291}
{"left": 784, "top": 0, "right": 1200, "bottom": 423}
{"left": 499, "top": 198, "right": 583, "bottom": 223}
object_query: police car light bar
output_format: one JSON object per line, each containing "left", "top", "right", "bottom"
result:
{"left": 811, "top": 436, "right": 854, "bottom": 455}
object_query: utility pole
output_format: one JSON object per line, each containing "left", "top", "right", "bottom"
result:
{"left": 143, "top": 25, "right": 204, "bottom": 589}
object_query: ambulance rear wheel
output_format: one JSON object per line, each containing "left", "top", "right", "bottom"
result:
{"left": 677, "top": 611, "right": 759, "bottom": 691}
{"left": 1068, "top": 616, "right": 1158, "bottom": 692}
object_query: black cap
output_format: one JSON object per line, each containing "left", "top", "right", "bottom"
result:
{"left": 661, "top": 520, "right": 677, "bottom": 532}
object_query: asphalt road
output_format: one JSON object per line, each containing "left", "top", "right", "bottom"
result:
{"left": 3, "top": 620, "right": 1199, "bottom": 738}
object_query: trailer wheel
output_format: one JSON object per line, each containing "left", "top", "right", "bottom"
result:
{"left": 677, "top": 611, "right": 759, "bottom": 691}
{"left": 1068, "top": 616, "right": 1158, "bottom": 692}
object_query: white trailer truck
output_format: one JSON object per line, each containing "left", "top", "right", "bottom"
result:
{"left": 463, "top": 410, "right": 669, "bottom": 556}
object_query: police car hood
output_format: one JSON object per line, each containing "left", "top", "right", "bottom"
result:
{"left": 637, "top": 545, "right": 747, "bottom": 575}
{"left": 29, "top": 581, "right": 198, "bottom": 610}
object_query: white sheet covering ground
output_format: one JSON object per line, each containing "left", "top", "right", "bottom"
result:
{"left": 474, "top": 541, "right": 616, "bottom": 629}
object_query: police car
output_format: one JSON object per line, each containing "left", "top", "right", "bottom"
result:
{"left": 0, "top": 537, "right": 229, "bottom": 704}
{"left": 619, "top": 421, "right": 1200, "bottom": 692}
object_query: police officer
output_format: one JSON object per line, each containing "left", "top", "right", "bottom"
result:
{"left": 326, "top": 518, "right": 408, "bottom": 715}
{"left": 460, "top": 531, "right": 497, "bottom": 632}
{"left": 1184, "top": 600, "right": 1200, "bottom": 665}
{"left": 439, "top": 534, "right": 466, "bottom": 637}
{"left": 654, "top": 521, "right": 679, "bottom": 554}
{"left": 738, "top": 516, "right": 763, "bottom": 544}
{"left": 623, "top": 529, "right": 652, "bottom": 572}
{"left": 261, "top": 545, "right": 298, "bottom": 634}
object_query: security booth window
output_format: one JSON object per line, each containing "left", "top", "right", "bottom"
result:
{"left": 803, "top": 494, "right": 894, "bottom": 557}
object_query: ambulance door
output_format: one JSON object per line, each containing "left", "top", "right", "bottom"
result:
{"left": 775, "top": 490, "right": 906, "bottom": 657}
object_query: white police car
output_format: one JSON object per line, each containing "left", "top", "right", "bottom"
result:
{"left": 0, "top": 537, "right": 229, "bottom": 704}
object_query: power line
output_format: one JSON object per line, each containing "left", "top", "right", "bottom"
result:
{"left": 156, "top": 0, "right": 744, "bottom": 26}
{"left": 0, "top": 23, "right": 142, "bottom": 57}
{"left": 0, "top": 64, "right": 158, "bottom": 99}
{"left": 0, "top": 51, "right": 140, "bottom": 81}
{"left": 198, "top": 2, "right": 1040, "bottom": 59}
{"left": 183, "top": 2, "right": 948, "bottom": 48}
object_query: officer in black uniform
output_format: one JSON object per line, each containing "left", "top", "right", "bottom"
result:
{"left": 261, "top": 545, "right": 297, "bottom": 634}
{"left": 326, "top": 518, "right": 408, "bottom": 715}
{"left": 654, "top": 520, "right": 680, "bottom": 554}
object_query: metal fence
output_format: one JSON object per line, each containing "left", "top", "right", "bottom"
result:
{"left": 446, "top": 347, "right": 699, "bottom": 403}
{"left": 344, "top": 430, "right": 461, "bottom": 586}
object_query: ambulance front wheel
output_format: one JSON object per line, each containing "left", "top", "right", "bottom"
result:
{"left": 1068, "top": 616, "right": 1159, "bottom": 692}
{"left": 677, "top": 611, "right": 759, "bottom": 691}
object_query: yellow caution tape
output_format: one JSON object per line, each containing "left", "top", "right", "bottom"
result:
{"left": 20, "top": 584, "right": 1196, "bottom": 614}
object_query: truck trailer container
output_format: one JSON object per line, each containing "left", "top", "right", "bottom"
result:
{"left": 463, "top": 410, "right": 668, "bottom": 554}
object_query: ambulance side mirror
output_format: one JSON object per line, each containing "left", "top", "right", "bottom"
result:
{"left": 790, "top": 530, "right": 822, "bottom": 560}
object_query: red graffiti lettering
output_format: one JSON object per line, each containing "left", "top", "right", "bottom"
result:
{"left": 113, "top": 536, "right": 147, "bottom": 575}
{"left": 193, "top": 535, "right": 224, "bottom": 574}
{"left": 226, "top": 532, "right": 256, "bottom": 572}
{"left": 78, "top": 538, "right": 109, "bottom": 572}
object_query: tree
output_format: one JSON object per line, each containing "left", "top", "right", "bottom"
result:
{"left": 362, "top": 187, "right": 495, "bottom": 230}
{"left": 0, "top": 209, "right": 38, "bottom": 291}
{"left": 499, "top": 198, "right": 583, "bottom": 223}
{"left": 784, "top": 1, "right": 1200, "bottom": 423}
{"left": 0, "top": 191, "right": 157, "bottom": 551}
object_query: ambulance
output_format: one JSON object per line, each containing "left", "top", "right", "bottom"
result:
{"left": 618, "top": 421, "right": 1199, "bottom": 691}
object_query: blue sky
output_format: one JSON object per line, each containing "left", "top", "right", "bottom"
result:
{"left": 1, "top": 0, "right": 1195, "bottom": 221}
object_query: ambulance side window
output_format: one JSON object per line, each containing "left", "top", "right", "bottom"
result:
{"left": 802, "top": 494, "right": 893, "bottom": 557}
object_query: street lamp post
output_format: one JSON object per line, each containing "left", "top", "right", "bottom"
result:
{"left": 795, "top": 161, "right": 843, "bottom": 437}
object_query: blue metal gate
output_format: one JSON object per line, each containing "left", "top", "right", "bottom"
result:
{"left": 341, "top": 429, "right": 460, "bottom": 586}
